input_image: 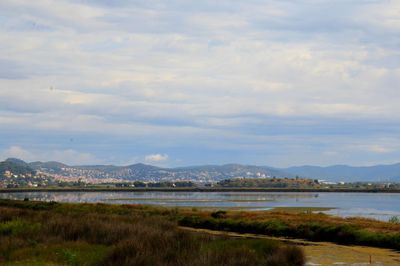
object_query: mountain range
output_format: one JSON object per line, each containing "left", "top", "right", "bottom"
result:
{"left": 27, "top": 160, "right": 291, "bottom": 182}
{"left": 1, "top": 158, "right": 400, "bottom": 182}
{"left": 285, "top": 164, "right": 400, "bottom": 182}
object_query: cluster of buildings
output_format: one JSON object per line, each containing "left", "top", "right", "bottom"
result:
{"left": 1, "top": 170, "right": 52, "bottom": 188}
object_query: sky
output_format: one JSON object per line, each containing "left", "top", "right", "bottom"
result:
{"left": 0, "top": 0, "right": 400, "bottom": 167}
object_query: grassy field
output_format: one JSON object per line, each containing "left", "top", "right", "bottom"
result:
{"left": 2, "top": 199, "right": 400, "bottom": 265}
{"left": 177, "top": 207, "right": 400, "bottom": 251}
{"left": 0, "top": 199, "right": 304, "bottom": 266}
{"left": 267, "top": 207, "right": 334, "bottom": 213}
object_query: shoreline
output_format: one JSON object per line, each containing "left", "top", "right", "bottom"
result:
{"left": 1, "top": 187, "right": 400, "bottom": 193}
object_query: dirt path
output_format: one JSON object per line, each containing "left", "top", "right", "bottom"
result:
{"left": 180, "top": 227, "right": 400, "bottom": 266}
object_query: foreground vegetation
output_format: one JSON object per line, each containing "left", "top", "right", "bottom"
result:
{"left": 178, "top": 208, "right": 400, "bottom": 251}
{"left": 3, "top": 198, "right": 400, "bottom": 265}
{"left": 0, "top": 199, "right": 304, "bottom": 266}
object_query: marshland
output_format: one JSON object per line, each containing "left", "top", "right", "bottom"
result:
{"left": 2, "top": 198, "right": 400, "bottom": 265}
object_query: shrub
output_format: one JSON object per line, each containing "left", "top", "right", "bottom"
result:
{"left": 0, "top": 219, "right": 40, "bottom": 237}
{"left": 211, "top": 210, "right": 227, "bottom": 219}
{"left": 62, "top": 249, "right": 78, "bottom": 266}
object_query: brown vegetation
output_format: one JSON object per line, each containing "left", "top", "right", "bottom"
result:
{"left": 178, "top": 208, "right": 400, "bottom": 250}
{"left": 0, "top": 200, "right": 305, "bottom": 265}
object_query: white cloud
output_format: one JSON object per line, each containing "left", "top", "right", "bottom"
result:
{"left": 350, "top": 141, "right": 400, "bottom": 154}
{"left": 144, "top": 154, "right": 169, "bottom": 163}
{"left": 366, "top": 145, "right": 394, "bottom": 154}
{"left": 0, "top": 0, "right": 399, "bottom": 166}
{"left": 0, "top": 146, "right": 35, "bottom": 161}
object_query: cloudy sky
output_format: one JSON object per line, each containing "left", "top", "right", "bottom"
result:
{"left": 0, "top": 0, "right": 399, "bottom": 167}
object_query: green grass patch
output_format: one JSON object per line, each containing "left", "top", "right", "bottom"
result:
{"left": 0, "top": 219, "right": 41, "bottom": 236}
{"left": 178, "top": 213, "right": 400, "bottom": 251}
{"left": 3, "top": 242, "right": 110, "bottom": 266}
{"left": 268, "top": 207, "right": 334, "bottom": 213}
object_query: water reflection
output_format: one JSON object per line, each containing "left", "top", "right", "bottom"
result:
{"left": 1, "top": 192, "right": 400, "bottom": 221}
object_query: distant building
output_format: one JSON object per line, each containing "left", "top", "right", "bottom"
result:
{"left": 4, "top": 170, "right": 12, "bottom": 177}
{"left": 318, "top": 179, "right": 337, "bottom": 185}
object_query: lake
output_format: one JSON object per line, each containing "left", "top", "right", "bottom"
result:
{"left": 1, "top": 191, "right": 400, "bottom": 221}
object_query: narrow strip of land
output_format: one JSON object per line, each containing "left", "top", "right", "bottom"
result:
{"left": 1, "top": 187, "right": 400, "bottom": 193}
{"left": 180, "top": 227, "right": 400, "bottom": 265}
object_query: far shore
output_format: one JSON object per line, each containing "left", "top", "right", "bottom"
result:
{"left": 1, "top": 187, "right": 400, "bottom": 193}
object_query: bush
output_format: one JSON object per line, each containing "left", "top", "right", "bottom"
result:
{"left": 211, "top": 210, "right": 227, "bottom": 219}
{"left": 0, "top": 219, "right": 40, "bottom": 237}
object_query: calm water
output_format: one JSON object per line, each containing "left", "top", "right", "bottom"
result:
{"left": 1, "top": 191, "right": 400, "bottom": 221}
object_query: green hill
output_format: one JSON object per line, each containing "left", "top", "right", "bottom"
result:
{"left": 0, "top": 158, "right": 36, "bottom": 178}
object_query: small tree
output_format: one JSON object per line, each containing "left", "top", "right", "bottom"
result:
{"left": 389, "top": 216, "right": 400, "bottom": 224}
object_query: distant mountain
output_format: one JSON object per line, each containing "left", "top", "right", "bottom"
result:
{"left": 25, "top": 160, "right": 292, "bottom": 182}
{"left": 283, "top": 163, "right": 400, "bottom": 182}
{"left": 5, "top": 158, "right": 29, "bottom": 165}
{"left": 2, "top": 158, "right": 399, "bottom": 182}
{"left": 29, "top": 161, "right": 68, "bottom": 173}
{"left": 173, "top": 164, "right": 291, "bottom": 180}
{"left": 0, "top": 158, "right": 36, "bottom": 177}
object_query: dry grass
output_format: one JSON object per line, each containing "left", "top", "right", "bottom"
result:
{"left": 178, "top": 207, "right": 400, "bottom": 234}
{"left": 0, "top": 200, "right": 305, "bottom": 266}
